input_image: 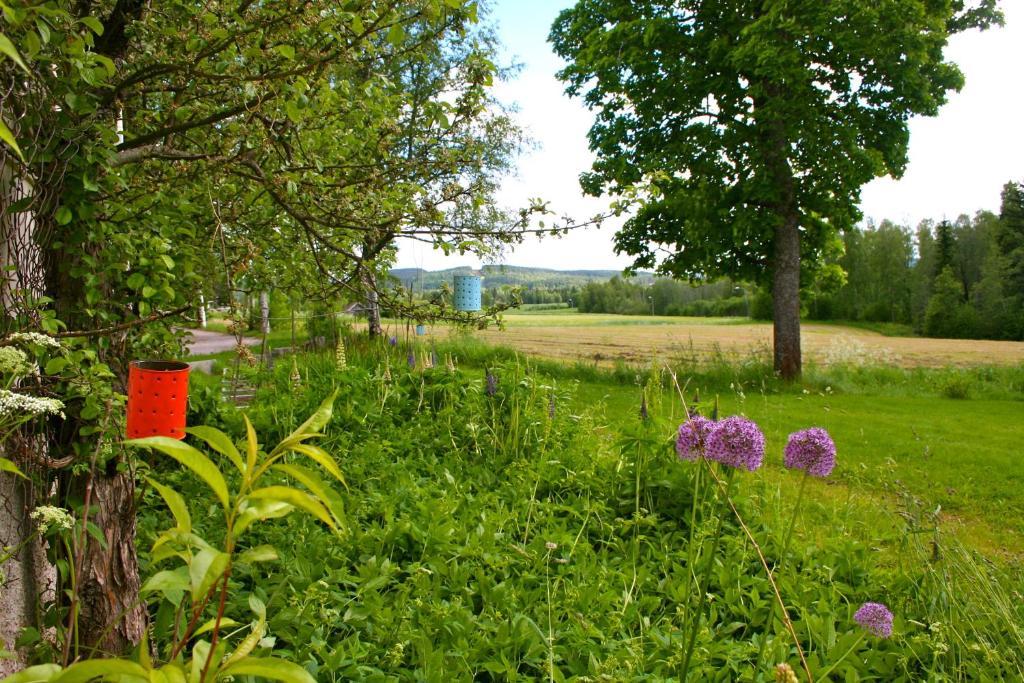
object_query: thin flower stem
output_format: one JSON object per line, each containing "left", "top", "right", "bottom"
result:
{"left": 754, "top": 471, "right": 810, "bottom": 673}
{"left": 680, "top": 466, "right": 735, "bottom": 680}
{"left": 703, "top": 463, "right": 813, "bottom": 682}
{"left": 817, "top": 631, "right": 866, "bottom": 680}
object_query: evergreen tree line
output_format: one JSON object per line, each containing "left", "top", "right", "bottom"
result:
{"left": 808, "top": 181, "right": 1024, "bottom": 340}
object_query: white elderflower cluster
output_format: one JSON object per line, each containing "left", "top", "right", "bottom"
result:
{"left": 0, "top": 389, "right": 66, "bottom": 419}
{"left": 30, "top": 505, "right": 75, "bottom": 534}
{"left": 5, "top": 332, "right": 62, "bottom": 350}
{"left": 0, "top": 346, "right": 34, "bottom": 377}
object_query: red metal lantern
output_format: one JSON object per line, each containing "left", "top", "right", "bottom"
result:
{"left": 126, "top": 360, "right": 191, "bottom": 439}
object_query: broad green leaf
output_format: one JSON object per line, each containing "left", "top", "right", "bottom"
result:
{"left": 275, "top": 391, "right": 337, "bottom": 454}
{"left": 188, "top": 548, "right": 229, "bottom": 600}
{"left": 193, "top": 617, "right": 242, "bottom": 637}
{"left": 1, "top": 456, "right": 26, "bottom": 479}
{"left": 243, "top": 414, "right": 258, "bottom": 475}
{"left": 187, "top": 426, "right": 244, "bottom": 475}
{"left": 1, "top": 664, "right": 62, "bottom": 683}
{"left": 50, "top": 660, "right": 149, "bottom": 683}
{"left": 79, "top": 16, "right": 104, "bottom": 35}
{"left": 147, "top": 478, "right": 191, "bottom": 533}
{"left": 127, "top": 437, "right": 229, "bottom": 509}
{"left": 221, "top": 598, "right": 266, "bottom": 667}
{"left": 156, "top": 666, "right": 185, "bottom": 683}
{"left": 236, "top": 545, "right": 278, "bottom": 564}
{"left": 217, "top": 657, "right": 315, "bottom": 683}
{"left": 140, "top": 568, "right": 189, "bottom": 595}
{"left": 272, "top": 464, "right": 344, "bottom": 527}
{"left": 246, "top": 486, "right": 335, "bottom": 529}
{"left": 286, "top": 442, "right": 346, "bottom": 487}
{"left": 44, "top": 357, "right": 69, "bottom": 374}
{"left": 0, "top": 118, "right": 23, "bottom": 162}
{"left": 233, "top": 499, "right": 294, "bottom": 537}
{"left": 0, "top": 33, "right": 28, "bottom": 72}
{"left": 274, "top": 44, "right": 295, "bottom": 60}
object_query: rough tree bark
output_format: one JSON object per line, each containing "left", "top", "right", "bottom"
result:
{"left": 762, "top": 91, "right": 802, "bottom": 380}
{"left": 69, "top": 464, "right": 146, "bottom": 657}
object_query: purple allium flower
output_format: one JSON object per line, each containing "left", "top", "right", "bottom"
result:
{"left": 854, "top": 602, "right": 893, "bottom": 638}
{"left": 676, "top": 415, "right": 716, "bottom": 461}
{"left": 705, "top": 416, "right": 765, "bottom": 471}
{"left": 784, "top": 427, "right": 837, "bottom": 477}
{"left": 639, "top": 395, "right": 649, "bottom": 421}
{"left": 407, "top": 352, "right": 416, "bottom": 369}
{"left": 485, "top": 371, "right": 498, "bottom": 397}
{"left": 388, "top": 335, "right": 398, "bottom": 347}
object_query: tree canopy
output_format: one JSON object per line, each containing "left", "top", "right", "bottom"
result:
{"left": 550, "top": 0, "right": 1002, "bottom": 377}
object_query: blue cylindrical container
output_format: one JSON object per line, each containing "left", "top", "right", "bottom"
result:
{"left": 453, "top": 275, "right": 482, "bottom": 312}
{"left": 415, "top": 324, "right": 426, "bottom": 336}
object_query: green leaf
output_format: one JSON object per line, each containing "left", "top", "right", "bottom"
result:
{"left": 140, "top": 568, "right": 189, "bottom": 596}
{"left": 54, "top": 206, "right": 72, "bottom": 225}
{"left": 278, "top": 391, "right": 337, "bottom": 450}
{"left": 147, "top": 477, "right": 191, "bottom": 533}
{"left": 193, "top": 617, "right": 242, "bottom": 637}
{"left": 189, "top": 548, "right": 229, "bottom": 600}
{"left": 236, "top": 545, "right": 278, "bottom": 564}
{"left": 44, "top": 357, "right": 69, "bottom": 375}
{"left": 50, "top": 660, "right": 149, "bottom": 683}
{"left": 246, "top": 487, "right": 336, "bottom": 530}
{"left": 286, "top": 442, "right": 346, "bottom": 487}
{"left": 233, "top": 499, "right": 293, "bottom": 537}
{"left": 0, "top": 33, "right": 29, "bottom": 72}
{"left": 157, "top": 665, "right": 186, "bottom": 683}
{"left": 243, "top": 414, "right": 258, "bottom": 475}
{"left": 187, "top": 426, "right": 244, "bottom": 476}
{"left": 1, "top": 456, "right": 27, "bottom": 479}
{"left": 217, "top": 657, "right": 315, "bottom": 683}
{"left": 79, "top": 16, "right": 104, "bottom": 35}
{"left": 126, "top": 437, "right": 230, "bottom": 509}
{"left": 0, "top": 118, "right": 23, "bottom": 162}
{"left": 0, "top": 664, "right": 62, "bottom": 683}
{"left": 272, "top": 464, "right": 344, "bottom": 527}
{"left": 274, "top": 44, "right": 295, "bottom": 60}
{"left": 142, "top": 285, "right": 157, "bottom": 299}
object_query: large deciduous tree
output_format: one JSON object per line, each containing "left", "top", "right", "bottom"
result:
{"left": 2, "top": 0, "right": 525, "bottom": 665}
{"left": 550, "top": 0, "right": 1001, "bottom": 378}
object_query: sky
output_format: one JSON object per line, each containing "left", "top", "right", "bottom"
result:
{"left": 394, "top": 0, "right": 1024, "bottom": 272}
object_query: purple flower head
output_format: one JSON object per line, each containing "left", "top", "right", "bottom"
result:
{"left": 388, "top": 335, "right": 398, "bottom": 347}
{"left": 407, "top": 352, "right": 416, "bottom": 369}
{"left": 639, "top": 395, "right": 649, "bottom": 421}
{"left": 675, "top": 416, "right": 715, "bottom": 461}
{"left": 705, "top": 416, "right": 765, "bottom": 471}
{"left": 431, "top": 351, "right": 439, "bottom": 367}
{"left": 784, "top": 427, "right": 837, "bottom": 477}
{"left": 548, "top": 394, "right": 556, "bottom": 420}
{"left": 485, "top": 371, "right": 498, "bottom": 397}
{"left": 854, "top": 602, "right": 893, "bottom": 638}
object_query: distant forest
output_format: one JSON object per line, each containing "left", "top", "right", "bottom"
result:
{"left": 388, "top": 181, "right": 1024, "bottom": 341}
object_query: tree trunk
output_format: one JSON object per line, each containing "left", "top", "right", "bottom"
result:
{"left": 761, "top": 87, "right": 802, "bottom": 381}
{"left": 363, "top": 272, "right": 382, "bottom": 338}
{"left": 72, "top": 466, "right": 146, "bottom": 657}
{"left": 198, "top": 294, "right": 207, "bottom": 329}
{"left": 772, "top": 214, "right": 802, "bottom": 380}
{"left": 259, "top": 291, "right": 270, "bottom": 335}
{"left": 0, "top": 469, "right": 54, "bottom": 676}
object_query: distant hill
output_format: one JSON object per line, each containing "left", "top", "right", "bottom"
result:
{"left": 389, "top": 265, "right": 654, "bottom": 290}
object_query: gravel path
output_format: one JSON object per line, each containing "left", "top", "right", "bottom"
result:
{"left": 184, "top": 328, "right": 260, "bottom": 356}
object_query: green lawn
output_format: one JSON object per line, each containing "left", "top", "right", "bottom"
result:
{"left": 574, "top": 379, "right": 1024, "bottom": 557}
